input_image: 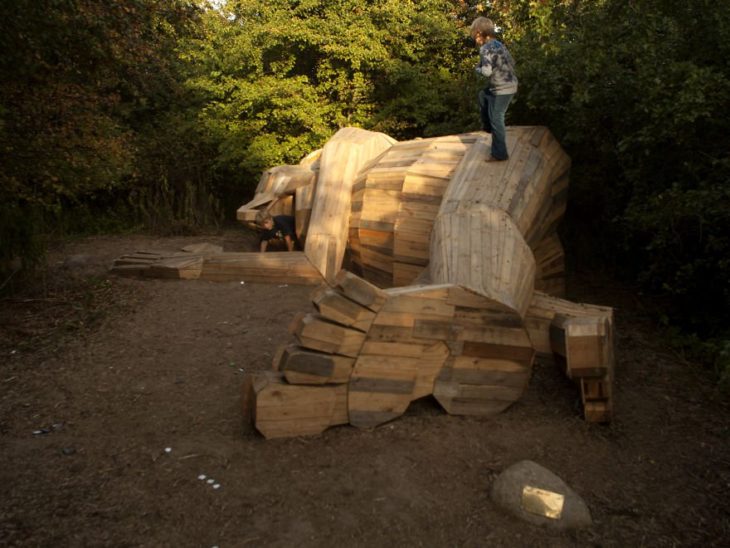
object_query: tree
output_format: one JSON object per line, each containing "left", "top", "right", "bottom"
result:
{"left": 186, "top": 0, "right": 476, "bottom": 207}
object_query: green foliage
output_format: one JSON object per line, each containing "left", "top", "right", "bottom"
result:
{"left": 505, "top": 0, "right": 730, "bottom": 337}
{"left": 186, "top": 0, "right": 476, "bottom": 207}
{"left": 0, "top": 0, "right": 220, "bottom": 282}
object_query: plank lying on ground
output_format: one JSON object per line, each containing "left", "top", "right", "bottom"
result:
{"left": 145, "top": 255, "right": 203, "bottom": 280}
{"left": 198, "top": 251, "right": 323, "bottom": 285}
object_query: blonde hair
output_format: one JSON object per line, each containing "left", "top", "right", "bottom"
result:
{"left": 255, "top": 209, "right": 272, "bottom": 226}
{"left": 470, "top": 17, "right": 496, "bottom": 40}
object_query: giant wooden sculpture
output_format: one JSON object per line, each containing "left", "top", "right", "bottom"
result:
{"left": 113, "top": 126, "right": 615, "bottom": 438}
{"left": 240, "top": 126, "right": 614, "bottom": 438}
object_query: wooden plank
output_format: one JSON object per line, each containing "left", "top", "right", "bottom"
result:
{"left": 334, "top": 270, "right": 388, "bottom": 311}
{"left": 432, "top": 367, "right": 523, "bottom": 416}
{"left": 447, "top": 357, "right": 529, "bottom": 387}
{"left": 145, "top": 255, "right": 203, "bottom": 280}
{"left": 372, "top": 293, "right": 455, "bottom": 328}
{"left": 358, "top": 340, "right": 450, "bottom": 400}
{"left": 244, "top": 371, "right": 347, "bottom": 439}
{"left": 293, "top": 313, "right": 367, "bottom": 357}
{"left": 276, "top": 345, "right": 354, "bottom": 384}
{"left": 311, "top": 286, "right": 376, "bottom": 332}
{"left": 357, "top": 228, "right": 394, "bottom": 250}
{"left": 348, "top": 355, "right": 418, "bottom": 428}
{"left": 199, "top": 251, "right": 323, "bottom": 285}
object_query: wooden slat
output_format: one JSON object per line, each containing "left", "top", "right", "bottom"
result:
{"left": 429, "top": 206, "right": 536, "bottom": 318}
{"left": 146, "top": 255, "right": 203, "bottom": 280}
{"left": 276, "top": 345, "right": 354, "bottom": 385}
{"left": 311, "top": 286, "right": 376, "bottom": 332}
{"left": 242, "top": 372, "right": 348, "bottom": 439}
{"left": 198, "top": 251, "right": 323, "bottom": 285}
{"left": 334, "top": 270, "right": 388, "bottom": 311}
{"left": 292, "top": 313, "right": 367, "bottom": 357}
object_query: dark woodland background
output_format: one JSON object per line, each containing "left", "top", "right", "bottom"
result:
{"left": 1, "top": 0, "right": 728, "bottom": 387}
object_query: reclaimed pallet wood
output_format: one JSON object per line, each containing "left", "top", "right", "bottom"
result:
{"left": 102, "top": 124, "right": 620, "bottom": 435}
{"left": 145, "top": 255, "right": 204, "bottom": 280}
{"left": 348, "top": 134, "right": 479, "bottom": 288}
{"left": 291, "top": 313, "right": 367, "bottom": 357}
{"left": 525, "top": 291, "right": 614, "bottom": 422}
{"left": 242, "top": 371, "right": 348, "bottom": 439}
{"left": 275, "top": 345, "right": 354, "bottom": 385}
{"left": 305, "top": 128, "right": 396, "bottom": 283}
{"left": 198, "top": 252, "right": 323, "bottom": 285}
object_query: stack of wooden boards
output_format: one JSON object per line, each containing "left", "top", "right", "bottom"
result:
{"left": 243, "top": 271, "right": 615, "bottom": 438}
{"left": 110, "top": 243, "right": 223, "bottom": 279}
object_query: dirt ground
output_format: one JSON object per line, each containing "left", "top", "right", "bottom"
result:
{"left": 0, "top": 229, "right": 728, "bottom": 547}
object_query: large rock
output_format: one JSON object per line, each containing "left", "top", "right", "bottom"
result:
{"left": 490, "top": 460, "right": 592, "bottom": 530}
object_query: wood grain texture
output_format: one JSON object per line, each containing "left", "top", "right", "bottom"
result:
{"left": 305, "top": 127, "right": 396, "bottom": 283}
{"left": 243, "top": 371, "right": 348, "bottom": 439}
{"left": 198, "top": 252, "right": 323, "bottom": 285}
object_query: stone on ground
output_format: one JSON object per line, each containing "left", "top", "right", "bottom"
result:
{"left": 490, "top": 460, "right": 592, "bottom": 530}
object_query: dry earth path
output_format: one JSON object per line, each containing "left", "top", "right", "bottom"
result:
{"left": 0, "top": 230, "right": 727, "bottom": 547}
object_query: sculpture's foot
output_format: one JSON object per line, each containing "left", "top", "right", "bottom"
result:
{"left": 551, "top": 314, "right": 614, "bottom": 422}
{"left": 243, "top": 270, "right": 536, "bottom": 438}
{"left": 526, "top": 292, "right": 615, "bottom": 423}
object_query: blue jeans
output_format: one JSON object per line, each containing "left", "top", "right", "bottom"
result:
{"left": 478, "top": 89, "right": 514, "bottom": 160}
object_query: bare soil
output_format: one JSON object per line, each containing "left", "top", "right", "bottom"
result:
{"left": 0, "top": 229, "right": 728, "bottom": 547}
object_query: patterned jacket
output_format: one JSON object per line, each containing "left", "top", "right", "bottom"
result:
{"left": 475, "top": 39, "right": 518, "bottom": 95}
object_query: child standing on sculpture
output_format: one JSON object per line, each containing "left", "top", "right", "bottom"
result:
{"left": 470, "top": 17, "right": 518, "bottom": 161}
{"left": 255, "top": 210, "right": 297, "bottom": 252}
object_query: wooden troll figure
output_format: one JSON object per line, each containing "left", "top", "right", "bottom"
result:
{"left": 233, "top": 127, "right": 614, "bottom": 439}
{"left": 114, "top": 127, "right": 615, "bottom": 438}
